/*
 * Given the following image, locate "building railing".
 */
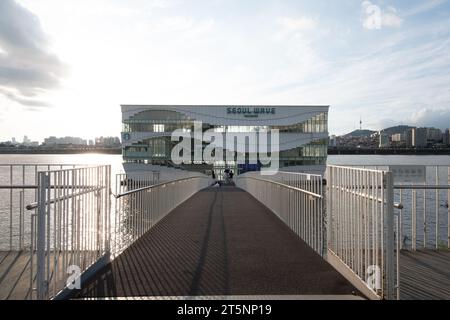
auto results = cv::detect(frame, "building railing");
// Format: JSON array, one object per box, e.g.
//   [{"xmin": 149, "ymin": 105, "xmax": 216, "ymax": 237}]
[
  {"xmin": 326, "ymin": 165, "xmax": 397, "ymax": 300},
  {"xmin": 0, "ymin": 164, "xmax": 88, "ymax": 251},
  {"xmin": 236, "ymin": 171, "xmax": 324, "ymax": 256},
  {"xmin": 112, "ymin": 175, "xmax": 212, "ymax": 256}
]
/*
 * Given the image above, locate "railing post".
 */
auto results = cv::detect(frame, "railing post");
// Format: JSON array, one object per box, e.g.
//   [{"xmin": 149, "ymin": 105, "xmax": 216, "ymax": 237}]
[
  {"xmin": 326, "ymin": 167, "xmax": 333, "ymax": 257},
  {"xmin": 385, "ymin": 171, "xmax": 395, "ymax": 300},
  {"xmin": 36, "ymin": 172, "xmax": 49, "ymax": 300},
  {"xmin": 19, "ymin": 190, "xmax": 24, "ymax": 250}
]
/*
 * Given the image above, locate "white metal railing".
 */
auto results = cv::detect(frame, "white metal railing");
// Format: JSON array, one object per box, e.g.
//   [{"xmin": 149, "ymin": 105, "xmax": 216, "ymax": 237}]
[
  {"xmin": 115, "ymin": 171, "xmax": 160, "ymax": 195},
  {"xmin": 333, "ymin": 165, "xmax": 450, "ymax": 251},
  {"xmin": 27, "ymin": 166, "xmax": 111, "ymax": 300},
  {"xmin": 0, "ymin": 164, "xmax": 88, "ymax": 251},
  {"xmin": 112, "ymin": 175, "xmax": 212, "ymax": 256},
  {"xmin": 326, "ymin": 165, "xmax": 397, "ymax": 300},
  {"xmin": 395, "ymin": 166, "xmax": 450, "ymax": 251},
  {"xmin": 236, "ymin": 171, "xmax": 324, "ymax": 255}
]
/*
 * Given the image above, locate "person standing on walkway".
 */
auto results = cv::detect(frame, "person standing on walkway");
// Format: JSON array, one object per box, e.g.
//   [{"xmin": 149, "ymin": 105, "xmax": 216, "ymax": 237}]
[
  {"xmin": 211, "ymin": 170, "xmax": 221, "ymax": 187},
  {"xmin": 224, "ymin": 168, "xmax": 230, "ymax": 184}
]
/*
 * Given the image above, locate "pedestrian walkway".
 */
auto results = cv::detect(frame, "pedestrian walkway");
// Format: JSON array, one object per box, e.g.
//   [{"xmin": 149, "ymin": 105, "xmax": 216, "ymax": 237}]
[{"xmin": 77, "ymin": 186, "xmax": 358, "ymax": 298}]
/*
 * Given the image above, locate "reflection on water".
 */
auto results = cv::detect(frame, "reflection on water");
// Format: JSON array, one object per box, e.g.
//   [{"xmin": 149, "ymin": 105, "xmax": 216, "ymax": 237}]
[{"xmin": 0, "ymin": 154, "xmax": 123, "ymax": 250}]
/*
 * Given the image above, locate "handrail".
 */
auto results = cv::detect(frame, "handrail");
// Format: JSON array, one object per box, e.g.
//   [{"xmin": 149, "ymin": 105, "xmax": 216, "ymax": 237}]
[
  {"xmin": 0, "ymin": 184, "xmax": 99, "ymax": 189},
  {"xmin": 263, "ymin": 170, "xmax": 323, "ymax": 178},
  {"xmin": 26, "ymin": 186, "xmax": 106, "ymax": 210},
  {"xmin": 327, "ymin": 165, "xmax": 389, "ymax": 174},
  {"xmin": 329, "ymin": 185, "xmax": 403, "ymax": 209},
  {"xmin": 115, "ymin": 175, "xmax": 210, "ymax": 199},
  {"xmin": 394, "ymin": 185, "xmax": 450, "ymax": 190},
  {"xmin": 237, "ymin": 175, "xmax": 322, "ymax": 198}
]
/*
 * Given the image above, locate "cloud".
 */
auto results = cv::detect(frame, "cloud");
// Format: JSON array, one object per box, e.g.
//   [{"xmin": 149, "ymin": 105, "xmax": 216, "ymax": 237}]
[
  {"xmin": 403, "ymin": 0, "xmax": 449, "ymax": 17},
  {"xmin": 0, "ymin": 88, "xmax": 50, "ymax": 107},
  {"xmin": 277, "ymin": 17, "xmax": 317, "ymax": 34},
  {"xmin": 408, "ymin": 108, "xmax": 450, "ymax": 130},
  {"xmin": 266, "ymin": 14, "xmax": 450, "ymax": 135},
  {"xmin": 0, "ymin": 0, "xmax": 66, "ymax": 107},
  {"xmin": 361, "ymin": 1, "xmax": 403, "ymax": 30}
]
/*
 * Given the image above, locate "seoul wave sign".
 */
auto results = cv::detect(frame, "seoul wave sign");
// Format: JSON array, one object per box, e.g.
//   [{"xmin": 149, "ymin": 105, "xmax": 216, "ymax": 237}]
[{"xmin": 227, "ymin": 107, "xmax": 276, "ymax": 118}]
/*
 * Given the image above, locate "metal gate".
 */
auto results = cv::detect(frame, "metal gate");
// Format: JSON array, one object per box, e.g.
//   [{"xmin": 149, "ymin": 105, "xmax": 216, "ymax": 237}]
[
  {"xmin": 326, "ymin": 165, "xmax": 397, "ymax": 300},
  {"xmin": 29, "ymin": 166, "xmax": 111, "ymax": 299}
]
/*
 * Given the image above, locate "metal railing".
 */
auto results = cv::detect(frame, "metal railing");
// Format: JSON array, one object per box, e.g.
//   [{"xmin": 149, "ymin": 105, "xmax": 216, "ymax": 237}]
[
  {"xmin": 395, "ymin": 166, "xmax": 450, "ymax": 251},
  {"xmin": 115, "ymin": 172, "xmax": 160, "ymax": 196},
  {"xmin": 0, "ymin": 164, "xmax": 87, "ymax": 251},
  {"xmin": 28, "ymin": 166, "xmax": 111, "ymax": 300},
  {"xmin": 326, "ymin": 165, "xmax": 397, "ymax": 300},
  {"xmin": 112, "ymin": 175, "xmax": 212, "ymax": 255},
  {"xmin": 236, "ymin": 171, "xmax": 324, "ymax": 256},
  {"xmin": 333, "ymin": 165, "xmax": 450, "ymax": 251}
]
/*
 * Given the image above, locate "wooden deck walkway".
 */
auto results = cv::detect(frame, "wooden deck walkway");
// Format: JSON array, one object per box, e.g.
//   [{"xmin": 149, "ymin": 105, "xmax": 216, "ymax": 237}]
[
  {"xmin": 0, "ymin": 251, "xmax": 34, "ymax": 300},
  {"xmin": 77, "ymin": 186, "xmax": 358, "ymax": 299},
  {"xmin": 400, "ymin": 250, "xmax": 450, "ymax": 300},
  {"xmin": 0, "ymin": 250, "xmax": 101, "ymax": 300}
]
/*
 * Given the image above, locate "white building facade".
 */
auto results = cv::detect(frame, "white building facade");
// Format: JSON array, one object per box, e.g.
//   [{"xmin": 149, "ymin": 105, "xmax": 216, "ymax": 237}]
[{"xmin": 121, "ymin": 105, "xmax": 329, "ymax": 173}]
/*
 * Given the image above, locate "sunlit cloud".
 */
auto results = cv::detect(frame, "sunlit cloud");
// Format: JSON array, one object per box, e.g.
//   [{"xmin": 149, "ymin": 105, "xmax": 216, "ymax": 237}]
[
  {"xmin": 277, "ymin": 17, "xmax": 317, "ymax": 34},
  {"xmin": 1, "ymin": 0, "xmax": 450, "ymax": 141},
  {"xmin": 0, "ymin": 0, "xmax": 67, "ymax": 107}
]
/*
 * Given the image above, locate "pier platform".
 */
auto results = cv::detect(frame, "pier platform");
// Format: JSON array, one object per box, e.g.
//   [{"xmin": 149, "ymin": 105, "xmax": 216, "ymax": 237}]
[
  {"xmin": 400, "ymin": 249, "xmax": 450, "ymax": 300},
  {"xmin": 77, "ymin": 187, "xmax": 358, "ymax": 299}
]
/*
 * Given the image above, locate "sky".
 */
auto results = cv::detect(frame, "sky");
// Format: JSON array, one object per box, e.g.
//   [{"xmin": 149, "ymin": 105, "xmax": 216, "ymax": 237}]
[{"xmin": 1, "ymin": 0, "xmax": 450, "ymax": 142}]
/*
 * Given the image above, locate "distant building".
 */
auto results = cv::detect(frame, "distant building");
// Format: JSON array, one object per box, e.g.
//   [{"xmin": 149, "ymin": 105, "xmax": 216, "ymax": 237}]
[
  {"xmin": 426, "ymin": 128, "xmax": 442, "ymax": 143},
  {"xmin": 44, "ymin": 136, "xmax": 87, "ymax": 146},
  {"xmin": 412, "ymin": 128, "xmax": 427, "ymax": 148},
  {"xmin": 444, "ymin": 129, "xmax": 450, "ymax": 146},
  {"xmin": 21, "ymin": 135, "xmax": 39, "ymax": 147},
  {"xmin": 391, "ymin": 133, "xmax": 404, "ymax": 143},
  {"xmin": 390, "ymin": 133, "xmax": 406, "ymax": 147},
  {"xmin": 379, "ymin": 132, "xmax": 390, "ymax": 148},
  {"xmin": 405, "ymin": 129, "xmax": 414, "ymax": 147},
  {"xmin": 329, "ymin": 135, "xmax": 338, "ymax": 147},
  {"xmin": 95, "ymin": 136, "xmax": 121, "ymax": 147}
]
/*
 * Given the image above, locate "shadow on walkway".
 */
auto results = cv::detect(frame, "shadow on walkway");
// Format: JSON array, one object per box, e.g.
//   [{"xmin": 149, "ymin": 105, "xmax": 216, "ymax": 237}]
[{"xmin": 77, "ymin": 187, "xmax": 356, "ymax": 298}]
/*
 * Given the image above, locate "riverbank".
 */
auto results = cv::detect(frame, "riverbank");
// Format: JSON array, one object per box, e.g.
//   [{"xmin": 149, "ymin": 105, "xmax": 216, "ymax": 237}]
[
  {"xmin": 328, "ymin": 148, "xmax": 450, "ymax": 155},
  {"xmin": 0, "ymin": 148, "xmax": 121, "ymax": 154},
  {"xmin": 1, "ymin": 147, "xmax": 449, "ymax": 156}
]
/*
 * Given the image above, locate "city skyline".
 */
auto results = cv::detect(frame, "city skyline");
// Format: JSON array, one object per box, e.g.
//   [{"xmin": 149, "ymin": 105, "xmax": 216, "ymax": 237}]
[
  {"xmin": 3, "ymin": 121, "xmax": 449, "ymax": 146},
  {"xmin": 1, "ymin": 134, "xmax": 121, "ymax": 145},
  {"xmin": 1, "ymin": 0, "xmax": 450, "ymax": 141}
]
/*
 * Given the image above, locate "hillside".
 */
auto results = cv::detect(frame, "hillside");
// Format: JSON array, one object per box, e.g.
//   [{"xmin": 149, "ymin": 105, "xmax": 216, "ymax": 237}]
[
  {"xmin": 381, "ymin": 125, "xmax": 415, "ymax": 136},
  {"xmin": 344, "ymin": 129, "xmax": 377, "ymax": 138}
]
